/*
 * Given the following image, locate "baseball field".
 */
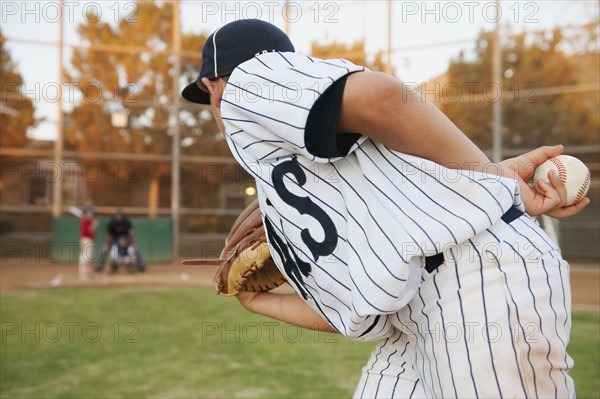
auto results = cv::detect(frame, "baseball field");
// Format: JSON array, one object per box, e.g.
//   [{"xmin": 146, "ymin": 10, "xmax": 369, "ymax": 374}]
[
  {"xmin": 2, "ymin": 1, "xmax": 598, "ymax": 398},
  {"xmin": 1, "ymin": 262, "xmax": 598, "ymax": 398}
]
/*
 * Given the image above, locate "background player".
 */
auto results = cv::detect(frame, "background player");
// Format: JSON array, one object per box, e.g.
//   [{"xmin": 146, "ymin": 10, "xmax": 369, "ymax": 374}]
[
  {"xmin": 108, "ymin": 235, "xmax": 139, "ymax": 274},
  {"xmin": 78, "ymin": 204, "xmax": 97, "ymax": 281},
  {"xmin": 182, "ymin": 19, "xmax": 589, "ymax": 398},
  {"xmin": 96, "ymin": 209, "xmax": 146, "ymax": 273}
]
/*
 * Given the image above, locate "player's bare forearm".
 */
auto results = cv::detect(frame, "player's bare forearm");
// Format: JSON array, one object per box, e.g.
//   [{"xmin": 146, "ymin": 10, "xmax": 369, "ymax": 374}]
[{"xmin": 236, "ymin": 291, "xmax": 337, "ymax": 333}]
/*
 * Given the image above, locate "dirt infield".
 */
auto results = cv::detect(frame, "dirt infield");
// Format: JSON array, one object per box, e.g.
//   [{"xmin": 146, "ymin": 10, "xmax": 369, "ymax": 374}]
[
  {"xmin": 0, "ymin": 261, "xmax": 218, "ymax": 291},
  {"xmin": 1, "ymin": 260, "xmax": 597, "ymax": 309}
]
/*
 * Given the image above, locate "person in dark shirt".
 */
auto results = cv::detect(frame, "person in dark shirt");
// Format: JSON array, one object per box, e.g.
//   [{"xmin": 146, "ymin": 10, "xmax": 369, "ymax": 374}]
[
  {"xmin": 96, "ymin": 209, "xmax": 146, "ymax": 272},
  {"xmin": 107, "ymin": 209, "xmax": 133, "ymax": 239}
]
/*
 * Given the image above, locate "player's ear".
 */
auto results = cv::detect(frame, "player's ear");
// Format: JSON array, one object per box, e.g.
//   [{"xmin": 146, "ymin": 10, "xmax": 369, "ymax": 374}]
[{"xmin": 201, "ymin": 77, "xmax": 223, "ymax": 108}]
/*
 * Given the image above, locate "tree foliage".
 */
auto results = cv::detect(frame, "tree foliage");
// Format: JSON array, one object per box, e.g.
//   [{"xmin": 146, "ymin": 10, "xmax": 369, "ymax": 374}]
[
  {"xmin": 311, "ymin": 39, "xmax": 389, "ymax": 73},
  {"xmin": 437, "ymin": 23, "xmax": 599, "ymax": 150},
  {"xmin": 0, "ymin": 32, "xmax": 36, "ymax": 148},
  {"xmin": 64, "ymin": 1, "xmax": 224, "ymax": 159},
  {"xmin": 64, "ymin": 5, "xmax": 402, "ymax": 208},
  {"xmin": 63, "ymin": 1, "xmax": 237, "ymax": 208}
]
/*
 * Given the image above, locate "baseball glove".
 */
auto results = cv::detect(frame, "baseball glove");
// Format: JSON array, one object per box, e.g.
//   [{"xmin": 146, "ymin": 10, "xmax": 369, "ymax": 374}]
[{"xmin": 182, "ymin": 200, "xmax": 286, "ymax": 296}]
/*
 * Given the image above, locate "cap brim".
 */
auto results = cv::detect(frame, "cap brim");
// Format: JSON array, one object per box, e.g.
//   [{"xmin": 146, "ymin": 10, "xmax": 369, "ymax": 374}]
[{"xmin": 182, "ymin": 82, "xmax": 211, "ymax": 105}]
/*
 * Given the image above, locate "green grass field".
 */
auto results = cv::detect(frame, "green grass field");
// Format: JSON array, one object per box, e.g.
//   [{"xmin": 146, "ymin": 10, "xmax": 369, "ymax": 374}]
[{"xmin": 1, "ymin": 287, "xmax": 598, "ymax": 398}]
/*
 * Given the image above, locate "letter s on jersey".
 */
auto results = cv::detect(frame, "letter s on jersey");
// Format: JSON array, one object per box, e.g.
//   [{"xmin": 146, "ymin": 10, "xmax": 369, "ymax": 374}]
[{"xmin": 271, "ymin": 158, "xmax": 338, "ymax": 261}]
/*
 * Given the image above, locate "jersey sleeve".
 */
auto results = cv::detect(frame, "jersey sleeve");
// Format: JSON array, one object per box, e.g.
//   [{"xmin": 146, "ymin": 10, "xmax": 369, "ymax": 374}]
[
  {"xmin": 304, "ymin": 75, "xmax": 363, "ymax": 158},
  {"xmin": 220, "ymin": 53, "xmax": 367, "ymax": 164}
]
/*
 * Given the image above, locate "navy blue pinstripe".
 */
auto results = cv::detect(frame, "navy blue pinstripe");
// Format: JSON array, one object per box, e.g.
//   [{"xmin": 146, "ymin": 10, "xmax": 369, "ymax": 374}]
[
  {"xmin": 470, "ymin": 238, "xmax": 502, "ymax": 397},
  {"xmin": 253, "ymin": 56, "xmax": 273, "ymax": 70},
  {"xmin": 258, "ymin": 148, "xmax": 285, "ymax": 161},
  {"xmin": 222, "ymin": 98, "xmax": 306, "ymax": 132},
  {"xmin": 333, "ymin": 163, "xmax": 411, "ymax": 268},
  {"xmin": 504, "ymin": 240, "xmax": 559, "ymax": 395},
  {"xmin": 432, "ymin": 273, "xmax": 459, "ymax": 398},
  {"xmin": 388, "ymin": 149, "xmax": 494, "ymax": 225},
  {"xmin": 416, "ymin": 290, "xmax": 444, "ymax": 397},
  {"xmin": 358, "ymin": 145, "xmax": 460, "ymax": 246},
  {"xmin": 408, "ymin": 379, "xmax": 420, "ymax": 398},
  {"xmin": 226, "ymin": 81, "xmax": 312, "ymax": 111},
  {"xmin": 359, "ymin": 340, "xmax": 386, "ymax": 398},
  {"xmin": 556, "ymin": 259, "xmax": 573, "ymax": 387},
  {"xmin": 221, "ymin": 117, "xmax": 258, "ymax": 124},
  {"xmin": 242, "ymin": 139, "xmax": 285, "ymax": 150},
  {"xmin": 513, "ymin": 218, "xmax": 557, "ymax": 251},
  {"xmin": 399, "ymin": 305, "xmax": 437, "ymax": 396},
  {"xmin": 276, "ymin": 51, "xmax": 294, "ymax": 66},
  {"xmin": 236, "ymin": 66, "xmax": 322, "ymax": 96},
  {"xmin": 374, "ymin": 333, "xmax": 403, "ymax": 397},
  {"xmin": 486, "ymin": 251, "xmax": 529, "ymax": 397},
  {"xmin": 541, "ymin": 258, "xmax": 568, "ymax": 395},
  {"xmin": 453, "ymin": 256, "xmax": 479, "ymax": 398},
  {"xmin": 372, "ymin": 143, "xmax": 477, "ymax": 236},
  {"xmin": 485, "ymin": 236, "xmax": 539, "ymax": 397}
]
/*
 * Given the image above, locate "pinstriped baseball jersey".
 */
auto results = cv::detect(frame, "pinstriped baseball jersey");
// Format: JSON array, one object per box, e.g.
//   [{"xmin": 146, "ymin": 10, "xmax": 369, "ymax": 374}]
[{"xmin": 220, "ymin": 52, "xmax": 524, "ymax": 341}]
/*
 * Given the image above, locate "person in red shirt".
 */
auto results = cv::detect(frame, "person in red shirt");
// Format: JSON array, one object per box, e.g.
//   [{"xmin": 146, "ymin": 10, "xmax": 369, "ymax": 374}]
[{"xmin": 79, "ymin": 205, "xmax": 97, "ymax": 281}]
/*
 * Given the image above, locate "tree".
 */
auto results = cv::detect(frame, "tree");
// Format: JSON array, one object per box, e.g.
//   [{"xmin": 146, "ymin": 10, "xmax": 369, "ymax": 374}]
[
  {"xmin": 436, "ymin": 24, "xmax": 599, "ymax": 150},
  {"xmin": 63, "ymin": 1, "xmax": 232, "ymax": 209},
  {"xmin": 311, "ymin": 39, "xmax": 388, "ymax": 73},
  {"xmin": 0, "ymin": 32, "xmax": 36, "ymax": 148},
  {"xmin": 64, "ymin": 1, "xmax": 223, "ymax": 157}
]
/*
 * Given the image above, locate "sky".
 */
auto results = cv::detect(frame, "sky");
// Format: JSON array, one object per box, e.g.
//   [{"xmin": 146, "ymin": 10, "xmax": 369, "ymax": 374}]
[{"xmin": 1, "ymin": 0, "xmax": 598, "ymax": 141}]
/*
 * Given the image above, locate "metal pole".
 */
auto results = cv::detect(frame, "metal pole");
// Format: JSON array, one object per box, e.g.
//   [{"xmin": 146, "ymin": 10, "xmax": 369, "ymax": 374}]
[
  {"xmin": 386, "ymin": 0, "xmax": 393, "ymax": 74},
  {"xmin": 171, "ymin": 0, "xmax": 181, "ymax": 261},
  {"xmin": 52, "ymin": 0, "xmax": 64, "ymax": 216},
  {"xmin": 284, "ymin": 0, "xmax": 290, "ymax": 35},
  {"xmin": 491, "ymin": 0, "xmax": 502, "ymax": 162}
]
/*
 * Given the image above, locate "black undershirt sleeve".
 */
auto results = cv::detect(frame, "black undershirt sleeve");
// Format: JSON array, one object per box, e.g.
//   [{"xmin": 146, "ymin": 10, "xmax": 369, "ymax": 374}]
[{"xmin": 305, "ymin": 74, "xmax": 362, "ymax": 158}]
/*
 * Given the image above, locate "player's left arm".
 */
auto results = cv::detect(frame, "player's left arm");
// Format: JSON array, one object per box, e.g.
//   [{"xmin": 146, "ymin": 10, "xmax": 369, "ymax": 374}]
[
  {"xmin": 236, "ymin": 291, "xmax": 337, "ymax": 333},
  {"xmin": 338, "ymin": 71, "xmax": 588, "ymax": 217}
]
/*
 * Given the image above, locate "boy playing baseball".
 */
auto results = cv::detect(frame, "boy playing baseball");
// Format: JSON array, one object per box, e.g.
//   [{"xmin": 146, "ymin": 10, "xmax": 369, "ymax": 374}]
[{"xmin": 183, "ymin": 19, "xmax": 588, "ymax": 398}]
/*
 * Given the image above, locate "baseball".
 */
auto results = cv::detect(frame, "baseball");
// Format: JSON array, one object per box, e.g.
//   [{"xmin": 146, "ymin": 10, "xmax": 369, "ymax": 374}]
[{"xmin": 533, "ymin": 155, "xmax": 591, "ymax": 206}]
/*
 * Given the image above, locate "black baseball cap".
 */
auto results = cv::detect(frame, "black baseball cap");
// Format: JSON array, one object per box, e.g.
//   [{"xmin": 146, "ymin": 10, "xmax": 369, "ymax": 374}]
[{"xmin": 181, "ymin": 19, "xmax": 295, "ymax": 105}]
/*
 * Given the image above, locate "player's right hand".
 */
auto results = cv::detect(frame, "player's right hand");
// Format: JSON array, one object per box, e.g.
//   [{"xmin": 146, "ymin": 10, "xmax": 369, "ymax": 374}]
[{"xmin": 501, "ymin": 145, "xmax": 590, "ymax": 218}]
